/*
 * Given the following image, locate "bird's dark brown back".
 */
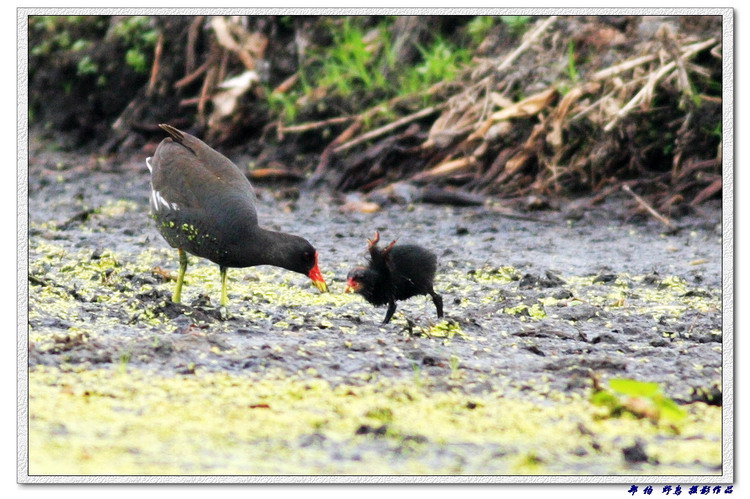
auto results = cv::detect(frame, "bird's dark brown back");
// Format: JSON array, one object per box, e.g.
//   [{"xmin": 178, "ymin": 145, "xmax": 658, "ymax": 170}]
[{"xmin": 151, "ymin": 126, "xmax": 258, "ymax": 226}]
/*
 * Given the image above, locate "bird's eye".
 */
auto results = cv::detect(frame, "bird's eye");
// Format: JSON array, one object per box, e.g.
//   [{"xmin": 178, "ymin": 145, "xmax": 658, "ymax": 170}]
[{"xmin": 302, "ymin": 251, "xmax": 312, "ymax": 261}]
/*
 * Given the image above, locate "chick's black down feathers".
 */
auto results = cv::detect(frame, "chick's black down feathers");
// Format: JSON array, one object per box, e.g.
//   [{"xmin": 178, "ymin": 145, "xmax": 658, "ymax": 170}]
[{"xmin": 347, "ymin": 232, "xmax": 443, "ymax": 324}]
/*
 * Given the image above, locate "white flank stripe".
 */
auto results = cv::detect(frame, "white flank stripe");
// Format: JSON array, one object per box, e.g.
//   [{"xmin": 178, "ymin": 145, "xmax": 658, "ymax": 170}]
[
  {"xmin": 150, "ymin": 189, "xmax": 178, "ymax": 213},
  {"xmin": 146, "ymin": 157, "xmax": 152, "ymax": 173},
  {"xmin": 154, "ymin": 190, "xmax": 173, "ymax": 211}
]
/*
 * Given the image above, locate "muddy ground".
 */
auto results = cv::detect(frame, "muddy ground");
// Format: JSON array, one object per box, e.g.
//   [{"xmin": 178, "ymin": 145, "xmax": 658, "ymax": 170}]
[{"xmin": 26, "ymin": 144, "xmax": 723, "ymax": 477}]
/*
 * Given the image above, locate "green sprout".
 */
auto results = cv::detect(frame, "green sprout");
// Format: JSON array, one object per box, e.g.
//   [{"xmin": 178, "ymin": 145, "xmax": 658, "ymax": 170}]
[
  {"xmin": 591, "ymin": 377, "xmax": 687, "ymax": 424},
  {"xmin": 467, "ymin": 16, "xmax": 496, "ymax": 45},
  {"xmin": 567, "ymin": 40, "xmax": 580, "ymax": 83},
  {"xmin": 501, "ymin": 16, "xmax": 532, "ymax": 36}
]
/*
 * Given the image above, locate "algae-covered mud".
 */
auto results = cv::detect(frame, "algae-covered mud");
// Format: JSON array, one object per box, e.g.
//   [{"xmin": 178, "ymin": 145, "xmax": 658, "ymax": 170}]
[{"xmin": 26, "ymin": 149, "xmax": 723, "ymax": 476}]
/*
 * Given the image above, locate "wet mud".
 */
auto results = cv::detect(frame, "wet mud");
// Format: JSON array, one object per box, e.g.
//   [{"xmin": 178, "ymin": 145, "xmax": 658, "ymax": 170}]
[{"xmin": 26, "ymin": 148, "xmax": 723, "ymax": 475}]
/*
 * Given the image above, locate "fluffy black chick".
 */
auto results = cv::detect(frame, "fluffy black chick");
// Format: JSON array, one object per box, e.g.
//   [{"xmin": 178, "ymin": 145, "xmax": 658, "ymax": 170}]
[{"xmin": 345, "ymin": 232, "xmax": 443, "ymax": 324}]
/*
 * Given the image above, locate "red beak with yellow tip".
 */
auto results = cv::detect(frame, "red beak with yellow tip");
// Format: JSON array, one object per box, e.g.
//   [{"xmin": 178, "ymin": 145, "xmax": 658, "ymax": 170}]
[
  {"xmin": 308, "ymin": 251, "xmax": 328, "ymax": 293},
  {"xmin": 344, "ymin": 277, "xmax": 360, "ymax": 294}
]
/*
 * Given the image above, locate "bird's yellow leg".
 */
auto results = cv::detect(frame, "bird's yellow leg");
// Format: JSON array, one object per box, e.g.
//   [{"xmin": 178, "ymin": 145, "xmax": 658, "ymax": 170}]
[
  {"xmin": 173, "ymin": 248, "xmax": 188, "ymax": 303},
  {"xmin": 220, "ymin": 266, "xmax": 229, "ymax": 307}
]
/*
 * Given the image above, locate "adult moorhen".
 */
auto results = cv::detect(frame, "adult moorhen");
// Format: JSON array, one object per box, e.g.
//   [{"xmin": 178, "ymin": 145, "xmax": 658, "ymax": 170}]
[
  {"xmin": 345, "ymin": 232, "xmax": 443, "ymax": 324},
  {"xmin": 147, "ymin": 124, "xmax": 328, "ymax": 309}
]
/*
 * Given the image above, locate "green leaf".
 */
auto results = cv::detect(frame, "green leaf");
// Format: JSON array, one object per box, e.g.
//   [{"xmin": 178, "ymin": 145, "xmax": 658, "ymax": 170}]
[
  {"xmin": 591, "ymin": 390, "xmax": 619, "ymax": 408},
  {"xmin": 609, "ymin": 378, "xmax": 661, "ymax": 398},
  {"xmin": 76, "ymin": 55, "xmax": 98, "ymax": 76},
  {"xmin": 655, "ymin": 396, "xmax": 688, "ymax": 422},
  {"xmin": 125, "ymin": 48, "xmax": 147, "ymax": 73}
]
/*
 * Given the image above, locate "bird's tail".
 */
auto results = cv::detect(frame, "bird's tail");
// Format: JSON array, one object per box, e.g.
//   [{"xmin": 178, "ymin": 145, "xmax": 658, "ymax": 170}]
[
  {"xmin": 158, "ymin": 123, "xmax": 195, "ymax": 154},
  {"xmin": 158, "ymin": 123, "xmax": 184, "ymax": 143}
]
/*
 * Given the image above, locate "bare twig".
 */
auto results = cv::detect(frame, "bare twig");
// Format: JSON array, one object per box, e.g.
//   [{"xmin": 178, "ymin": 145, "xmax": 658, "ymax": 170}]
[
  {"xmin": 197, "ymin": 66, "xmax": 217, "ymax": 125},
  {"xmin": 147, "ymin": 31, "xmax": 164, "ymax": 97},
  {"xmin": 675, "ymin": 158, "xmax": 720, "ymax": 180},
  {"xmin": 185, "ymin": 16, "xmax": 205, "ymax": 75},
  {"xmin": 334, "ymin": 105, "xmax": 443, "ymax": 154},
  {"xmin": 622, "ymin": 184, "xmax": 676, "ymax": 230},
  {"xmin": 278, "ymin": 116, "xmax": 353, "ymax": 135},
  {"xmin": 569, "ymin": 89, "xmax": 614, "ymax": 123},
  {"xmin": 587, "ymin": 180, "xmax": 635, "ymax": 205},
  {"xmin": 658, "ymin": 24, "xmax": 694, "ymax": 103},
  {"xmin": 690, "ymin": 178, "xmax": 722, "ymax": 206},
  {"xmin": 179, "ymin": 96, "xmax": 201, "ymax": 107},
  {"xmin": 604, "ymin": 64, "xmax": 674, "ymax": 132},
  {"xmin": 411, "ymin": 156, "xmax": 477, "ymax": 182},
  {"xmin": 247, "ymin": 168, "xmax": 304, "ymax": 181},
  {"xmin": 273, "ymin": 73, "xmax": 300, "ymax": 94},
  {"xmin": 592, "ymin": 54, "xmax": 658, "ymax": 81},
  {"xmin": 174, "ymin": 59, "xmax": 211, "ymax": 89},
  {"xmin": 594, "ymin": 37, "xmax": 716, "ymax": 82},
  {"xmin": 312, "ymin": 119, "xmax": 363, "ymax": 178},
  {"xmin": 473, "ymin": 147, "xmax": 521, "ymax": 192},
  {"xmin": 217, "ymin": 48, "xmax": 230, "ymax": 85},
  {"xmin": 465, "ymin": 87, "xmax": 557, "ymax": 145},
  {"xmin": 497, "ymin": 16, "xmax": 558, "ymax": 72},
  {"xmin": 603, "ymin": 37, "xmax": 717, "ymax": 132}
]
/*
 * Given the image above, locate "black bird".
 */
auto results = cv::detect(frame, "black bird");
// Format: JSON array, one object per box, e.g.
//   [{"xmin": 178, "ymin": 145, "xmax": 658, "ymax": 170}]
[
  {"xmin": 147, "ymin": 124, "xmax": 328, "ymax": 308},
  {"xmin": 345, "ymin": 232, "xmax": 443, "ymax": 324}
]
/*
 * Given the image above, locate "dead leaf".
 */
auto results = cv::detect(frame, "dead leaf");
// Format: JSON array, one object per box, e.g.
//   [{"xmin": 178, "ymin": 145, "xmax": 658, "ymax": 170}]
[
  {"xmin": 582, "ymin": 26, "xmax": 627, "ymax": 49},
  {"xmin": 425, "ymin": 98, "xmax": 482, "ymax": 149},
  {"xmin": 488, "ymin": 87, "xmax": 558, "ymax": 122},
  {"xmin": 467, "ymin": 87, "xmax": 558, "ymax": 142},
  {"xmin": 411, "ymin": 157, "xmax": 476, "ymax": 182},
  {"xmin": 547, "ymin": 82, "xmax": 601, "ymax": 148},
  {"xmin": 340, "ymin": 200, "xmax": 381, "ymax": 214},
  {"xmin": 209, "ymin": 71, "xmax": 259, "ymax": 126},
  {"xmin": 489, "ymin": 92, "xmax": 514, "ymax": 109},
  {"xmin": 151, "ymin": 266, "xmax": 176, "ymax": 282},
  {"xmin": 211, "ymin": 16, "xmax": 267, "ymax": 70}
]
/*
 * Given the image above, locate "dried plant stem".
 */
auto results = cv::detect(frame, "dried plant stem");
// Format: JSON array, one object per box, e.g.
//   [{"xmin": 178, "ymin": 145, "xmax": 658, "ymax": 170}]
[
  {"xmin": 211, "ymin": 16, "xmax": 256, "ymax": 70},
  {"xmin": 334, "ymin": 105, "xmax": 443, "ymax": 154},
  {"xmin": 497, "ymin": 16, "xmax": 558, "ymax": 72},
  {"xmin": 278, "ymin": 116, "xmax": 354, "ymax": 136},
  {"xmin": 312, "ymin": 119, "xmax": 364, "ymax": 178},
  {"xmin": 147, "ymin": 32, "xmax": 164, "ymax": 97},
  {"xmin": 185, "ymin": 16, "xmax": 205, "ymax": 75},
  {"xmin": 691, "ymin": 178, "xmax": 722, "ymax": 206},
  {"xmin": 411, "ymin": 156, "xmax": 476, "ymax": 182},
  {"xmin": 592, "ymin": 54, "xmax": 658, "ymax": 81},
  {"xmin": 197, "ymin": 66, "xmax": 217, "ymax": 125},
  {"xmin": 622, "ymin": 184, "xmax": 675, "ymax": 230},
  {"xmin": 604, "ymin": 37, "xmax": 717, "ymax": 132},
  {"xmin": 273, "ymin": 73, "xmax": 300, "ymax": 94},
  {"xmin": 174, "ymin": 59, "xmax": 211, "ymax": 89}
]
